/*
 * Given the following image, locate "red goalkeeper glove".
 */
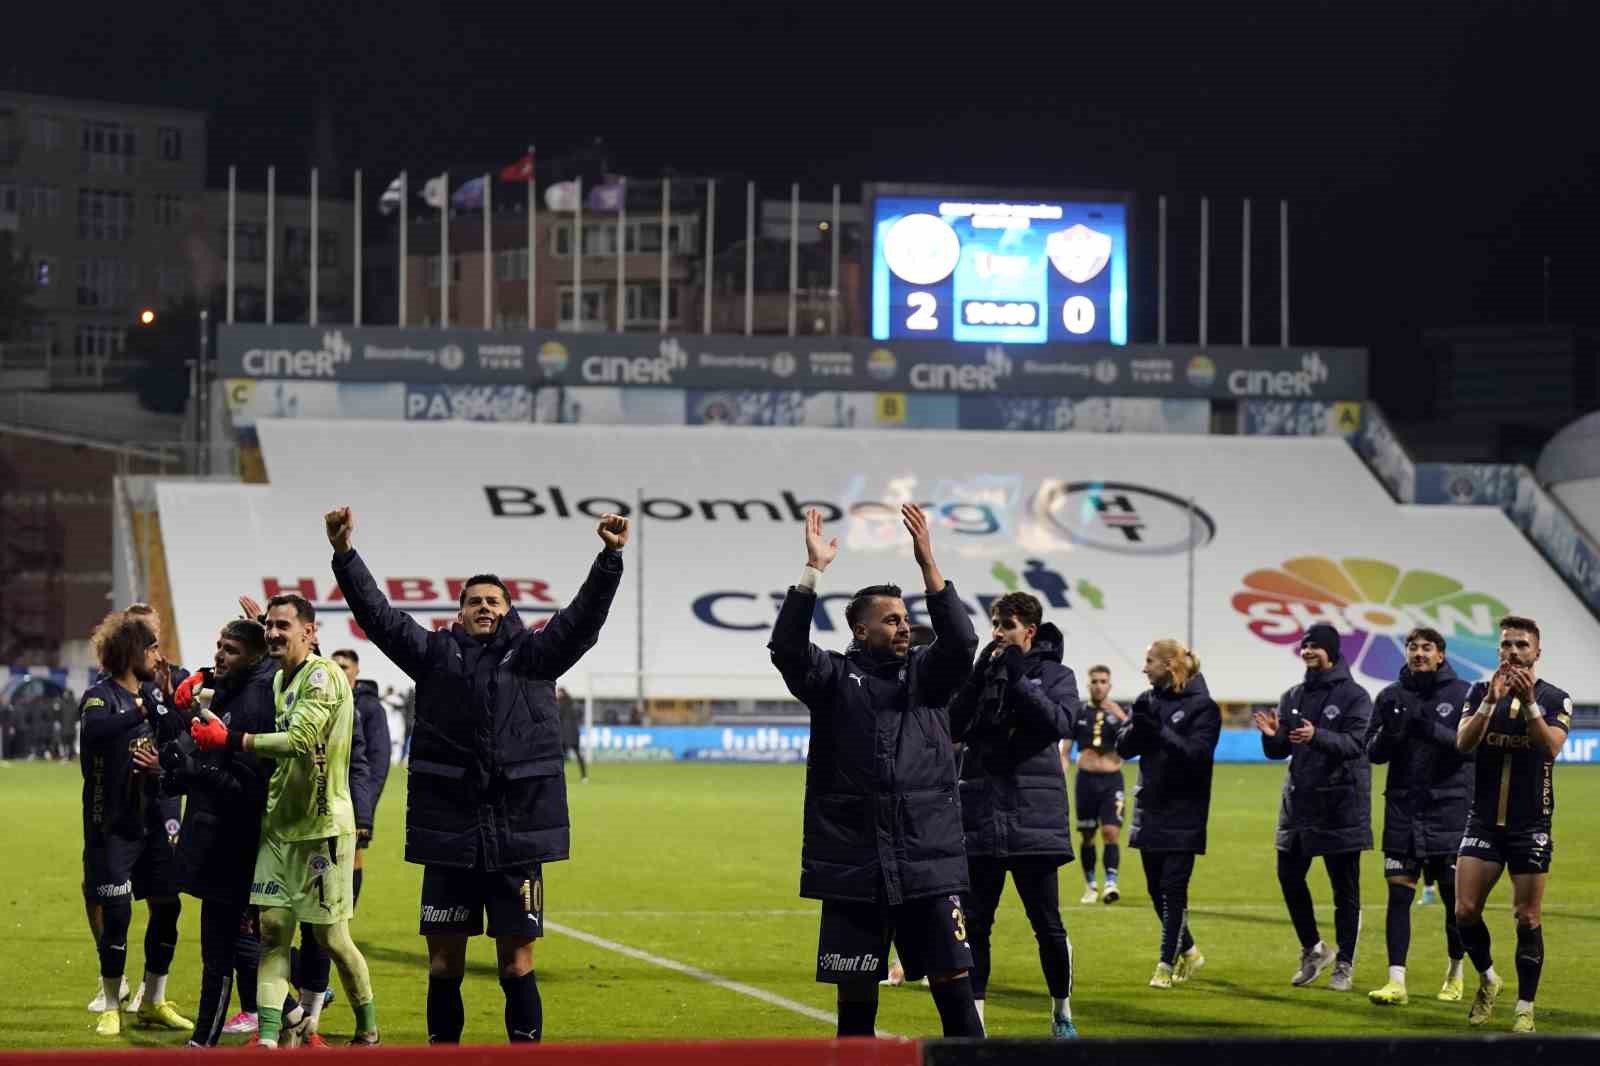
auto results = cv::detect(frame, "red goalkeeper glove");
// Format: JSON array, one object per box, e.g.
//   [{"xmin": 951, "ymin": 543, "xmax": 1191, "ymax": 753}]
[
  {"xmin": 190, "ymin": 713, "xmax": 239, "ymax": 752},
  {"xmin": 174, "ymin": 669, "xmax": 212, "ymax": 711}
]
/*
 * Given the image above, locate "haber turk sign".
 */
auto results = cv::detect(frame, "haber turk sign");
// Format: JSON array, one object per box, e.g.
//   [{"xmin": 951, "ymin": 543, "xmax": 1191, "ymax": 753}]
[{"xmin": 154, "ymin": 424, "xmax": 1600, "ymax": 702}]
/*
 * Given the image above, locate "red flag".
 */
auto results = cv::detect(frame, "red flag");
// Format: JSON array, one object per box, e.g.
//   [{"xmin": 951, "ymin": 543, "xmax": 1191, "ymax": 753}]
[{"xmin": 499, "ymin": 151, "xmax": 535, "ymax": 183}]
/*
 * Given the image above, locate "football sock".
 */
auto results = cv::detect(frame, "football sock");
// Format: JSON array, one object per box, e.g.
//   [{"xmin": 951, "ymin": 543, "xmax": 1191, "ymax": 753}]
[
  {"xmin": 1386, "ymin": 881, "xmax": 1415, "ymax": 966},
  {"xmin": 930, "ymin": 975, "xmax": 984, "ymax": 1038},
  {"xmin": 426, "ymin": 976, "xmax": 464, "ymax": 1044},
  {"xmin": 1515, "ymin": 923, "xmax": 1543, "ymax": 1003},
  {"xmin": 1082, "ymin": 844, "xmax": 1096, "ymax": 883},
  {"xmin": 1104, "ymin": 844, "xmax": 1120, "ymax": 882},
  {"xmin": 1457, "ymin": 917, "xmax": 1494, "ymax": 975},
  {"xmin": 501, "ymin": 971, "xmax": 542, "ymax": 1042}
]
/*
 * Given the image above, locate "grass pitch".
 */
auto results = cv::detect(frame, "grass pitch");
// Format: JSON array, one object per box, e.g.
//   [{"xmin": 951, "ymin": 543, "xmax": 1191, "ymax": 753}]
[{"xmin": 2, "ymin": 757, "xmax": 1597, "ymax": 1047}]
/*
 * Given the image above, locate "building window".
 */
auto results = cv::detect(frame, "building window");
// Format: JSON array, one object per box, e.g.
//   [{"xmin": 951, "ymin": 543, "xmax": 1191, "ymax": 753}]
[
  {"xmin": 558, "ymin": 284, "xmax": 607, "ymax": 327},
  {"xmin": 76, "ymin": 258, "xmax": 136, "ymax": 308},
  {"xmin": 553, "ymin": 223, "xmax": 571, "ymax": 257},
  {"xmin": 424, "ymin": 255, "xmax": 462, "ymax": 287},
  {"xmin": 30, "ymin": 116, "xmax": 63, "ymax": 150},
  {"xmin": 26, "ymin": 184, "xmax": 62, "ymax": 219},
  {"xmin": 237, "ymin": 222, "xmax": 265, "ymax": 262},
  {"xmin": 32, "ymin": 256, "xmax": 54, "ymax": 287},
  {"xmin": 75, "ymin": 325, "xmax": 126, "ymax": 358},
  {"xmin": 496, "ymin": 248, "xmax": 528, "ymax": 281},
  {"xmin": 77, "ymin": 187, "xmax": 136, "ymax": 240},
  {"xmin": 624, "ymin": 283, "xmax": 680, "ymax": 325},
  {"xmin": 80, "ymin": 120, "xmax": 138, "ymax": 175},
  {"xmin": 158, "ymin": 126, "xmax": 182, "ymax": 161},
  {"xmin": 153, "ymin": 193, "xmax": 184, "ymax": 229},
  {"xmin": 318, "ymin": 230, "xmax": 338, "ymax": 267},
  {"xmin": 284, "ymin": 226, "xmax": 310, "ymax": 266}
]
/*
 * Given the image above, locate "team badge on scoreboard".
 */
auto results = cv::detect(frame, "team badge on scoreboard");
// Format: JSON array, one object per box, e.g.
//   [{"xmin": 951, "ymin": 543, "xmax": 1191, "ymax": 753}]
[{"xmin": 1046, "ymin": 224, "xmax": 1113, "ymax": 284}]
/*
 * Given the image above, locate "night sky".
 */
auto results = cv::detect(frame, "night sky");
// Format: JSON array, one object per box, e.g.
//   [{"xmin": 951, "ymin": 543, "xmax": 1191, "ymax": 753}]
[{"xmin": 10, "ymin": 0, "xmax": 1596, "ymax": 391}]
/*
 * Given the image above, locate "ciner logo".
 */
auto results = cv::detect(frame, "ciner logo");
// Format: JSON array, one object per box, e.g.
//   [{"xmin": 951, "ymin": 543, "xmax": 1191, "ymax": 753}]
[
  {"xmin": 1228, "ymin": 352, "xmax": 1329, "ymax": 397},
  {"xmin": 908, "ymin": 347, "xmax": 1013, "ymax": 392},
  {"xmin": 241, "ymin": 330, "xmax": 353, "ymax": 378},
  {"xmin": 1233, "ymin": 556, "xmax": 1506, "ymax": 688},
  {"xmin": 582, "ymin": 338, "xmax": 689, "ymax": 384}
]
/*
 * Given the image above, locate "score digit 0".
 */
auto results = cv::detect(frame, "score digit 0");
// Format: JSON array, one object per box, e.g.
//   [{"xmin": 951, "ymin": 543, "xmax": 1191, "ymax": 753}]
[{"xmin": 1061, "ymin": 296, "xmax": 1096, "ymax": 335}]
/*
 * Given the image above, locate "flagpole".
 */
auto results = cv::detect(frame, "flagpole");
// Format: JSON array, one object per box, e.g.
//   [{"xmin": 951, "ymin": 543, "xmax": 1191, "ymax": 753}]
[
  {"xmin": 659, "ymin": 176, "xmax": 670, "ymax": 333},
  {"xmin": 744, "ymin": 180, "xmax": 754, "ymax": 336},
  {"xmin": 574, "ymin": 176, "xmax": 583, "ymax": 331},
  {"xmin": 441, "ymin": 170, "xmax": 450, "ymax": 328},
  {"xmin": 1198, "ymin": 195, "xmax": 1209, "ymax": 347},
  {"xmin": 1280, "ymin": 199, "xmax": 1290, "ymax": 346},
  {"xmin": 787, "ymin": 182, "xmax": 798, "ymax": 337},
  {"xmin": 1157, "ymin": 194, "xmax": 1167, "ymax": 346},
  {"xmin": 399, "ymin": 171, "xmax": 408, "ymax": 327},
  {"xmin": 703, "ymin": 178, "xmax": 715, "ymax": 334},
  {"xmin": 537, "ymin": 147, "xmax": 544, "ymax": 326},
  {"xmin": 265, "ymin": 166, "xmax": 276, "ymax": 324},
  {"xmin": 353, "ymin": 169, "xmax": 362, "ymax": 326},
  {"xmin": 616, "ymin": 178, "xmax": 627, "ymax": 331},
  {"xmin": 310, "ymin": 167, "xmax": 319, "ymax": 326},
  {"xmin": 226, "ymin": 165, "xmax": 235, "ymax": 324},
  {"xmin": 1241, "ymin": 197, "xmax": 1251, "ymax": 347},
  {"xmin": 829, "ymin": 183, "xmax": 840, "ymax": 334},
  {"xmin": 483, "ymin": 173, "xmax": 493, "ymax": 328}
]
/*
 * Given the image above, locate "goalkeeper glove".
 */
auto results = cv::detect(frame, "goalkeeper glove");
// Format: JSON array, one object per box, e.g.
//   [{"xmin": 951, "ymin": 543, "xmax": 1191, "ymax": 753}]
[{"xmin": 190, "ymin": 713, "xmax": 240, "ymax": 752}]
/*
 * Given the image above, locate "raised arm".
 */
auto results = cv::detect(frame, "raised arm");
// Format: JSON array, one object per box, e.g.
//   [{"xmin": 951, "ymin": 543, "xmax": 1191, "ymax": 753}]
[
  {"xmin": 78, "ymin": 689, "xmax": 148, "ymax": 746},
  {"xmin": 1457, "ymin": 678, "xmax": 1498, "ymax": 754},
  {"xmin": 767, "ymin": 508, "xmax": 838, "ymax": 709},
  {"xmin": 1256, "ymin": 692, "xmax": 1292, "ymax": 760},
  {"xmin": 193, "ymin": 665, "xmax": 343, "ymax": 759},
  {"xmin": 905, "ymin": 505, "xmax": 978, "ymax": 705},
  {"xmin": 326, "ymin": 507, "xmax": 431, "ymax": 677},
  {"xmin": 514, "ymin": 515, "xmax": 628, "ymax": 680}
]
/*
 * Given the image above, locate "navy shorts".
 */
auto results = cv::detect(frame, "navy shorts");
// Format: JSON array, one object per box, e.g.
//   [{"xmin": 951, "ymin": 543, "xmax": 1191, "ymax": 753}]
[
  {"xmin": 816, "ymin": 894, "xmax": 973, "ymax": 984},
  {"xmin": 1459, "ymin": 823, "xmax": 1552, "ymax": 876},
  {"xmin": 419, "ymin": 862, "xmax": 544, "ymax": 939},
  {"xmin": 1074, "ymin": 768, "xmax": 1126, "ymax": 832},
  {"xmin": 84, "ymin": 832, "xmax": 178, "ymax": 902}
]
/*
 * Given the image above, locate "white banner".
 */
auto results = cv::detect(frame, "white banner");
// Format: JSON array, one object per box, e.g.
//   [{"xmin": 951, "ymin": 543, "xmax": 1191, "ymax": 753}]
[{"xmin": 155, "ymin": 422, "xmax": 1600, "ymax": 702}]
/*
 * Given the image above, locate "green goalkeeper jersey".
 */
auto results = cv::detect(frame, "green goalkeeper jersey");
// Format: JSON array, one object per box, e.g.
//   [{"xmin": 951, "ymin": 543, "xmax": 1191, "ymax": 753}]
[{"xmin": 256, "ymin": 652, "xmax": 356, "ymax": 841}]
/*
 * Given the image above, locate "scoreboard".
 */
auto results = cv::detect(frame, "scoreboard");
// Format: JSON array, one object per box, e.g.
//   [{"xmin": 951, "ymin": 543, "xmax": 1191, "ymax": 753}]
[{"xmin": 869, "ymin": 193, "xmax": 1128, "ymax": 345}]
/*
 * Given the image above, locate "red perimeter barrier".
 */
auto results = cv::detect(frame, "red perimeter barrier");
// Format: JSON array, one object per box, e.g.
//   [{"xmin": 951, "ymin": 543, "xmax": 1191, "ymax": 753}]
[{"xmin": 4, "ymin": 1038, "xmax": 921, "ymax": 1066}]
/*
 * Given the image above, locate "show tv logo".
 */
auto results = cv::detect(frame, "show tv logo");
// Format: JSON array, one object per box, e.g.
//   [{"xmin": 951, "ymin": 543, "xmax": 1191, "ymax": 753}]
[{"xmin": 1232, "ymin": 556, "xmax": 1508, "ymax": 684}]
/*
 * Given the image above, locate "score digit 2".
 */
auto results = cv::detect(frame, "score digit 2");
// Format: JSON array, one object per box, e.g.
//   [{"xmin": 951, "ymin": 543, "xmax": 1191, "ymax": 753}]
[{"xmin": 905, "ymin": 292, "xmax": 939, "ymax": 331}]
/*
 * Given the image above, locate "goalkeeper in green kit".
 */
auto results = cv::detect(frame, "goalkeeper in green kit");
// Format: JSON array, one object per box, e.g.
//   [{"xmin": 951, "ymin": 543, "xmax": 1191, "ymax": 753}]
[{"xmin": 192, "ymin": 594, "xmax": 378, "ymax": 1047}]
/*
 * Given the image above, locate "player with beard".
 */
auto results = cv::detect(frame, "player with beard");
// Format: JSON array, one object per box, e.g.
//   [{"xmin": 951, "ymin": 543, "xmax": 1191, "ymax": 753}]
[
  {"xmin": 191, "ymin": 595, "xmax": 378, "ymax": 1047},
  {"xmin": 1453, "ymin": 616, "xmax": 1572, "ymax": 1033},
  {"xmin": 1065, "ymin": 665, "xmax": 1127, "ymax": 904},
  {"xmin": 1364, "ymin": 627, "xmax": 1474, "ymax": 1008},
  {"xmin": 328, "ymin": 506, "xmax": 627, "ymax": 1044},
  {"xmin": 769, "ymin": 506, "xmax": 983, "ymax": 1038},
  {"xmin": 79, "ymin": 612, "xmax": 193, "ymax": 1036},
  {"xmin": 155, "ymin": 619, "xmax": 277, "ymax": 1046}
]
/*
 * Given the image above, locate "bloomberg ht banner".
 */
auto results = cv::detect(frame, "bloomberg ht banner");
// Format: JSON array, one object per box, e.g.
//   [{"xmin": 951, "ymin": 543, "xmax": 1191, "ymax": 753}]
[
  {"xmin": 217, "ymin": 324, "xmax": 1367, "ymax": 401},
  {"xmin": 155, "ymin": 423, "xmax": 1600, "ymax": 705}
]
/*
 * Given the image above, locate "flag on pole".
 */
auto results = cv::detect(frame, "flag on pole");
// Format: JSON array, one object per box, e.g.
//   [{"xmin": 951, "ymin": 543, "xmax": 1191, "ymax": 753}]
[
  {"xmin": 500, "ymin": 150, "xmax": 535, "ymax": 183},
  {"xmin": 544, "ymin": 180, "xmax": 580, "ymax": 212},
  {"xmin": 586, "ymin": 175, "xmax": 626, "ymax": 212},
  {"xmin": 451, "ymin": 175, "xmax": 487, "ymax": 210},
  {"xmin": 421, "ymin": 175, "xmax": 448, "ymax": 209},
  {"xmin": 377, "ymin": 174, "xmax": 404, "ymax": 215}
]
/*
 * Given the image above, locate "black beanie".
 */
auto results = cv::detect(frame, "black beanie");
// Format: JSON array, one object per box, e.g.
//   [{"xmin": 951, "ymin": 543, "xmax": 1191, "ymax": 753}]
[{"xmin": 1302, "ymin": 623, "xmax": 1341, "ymax": 663}]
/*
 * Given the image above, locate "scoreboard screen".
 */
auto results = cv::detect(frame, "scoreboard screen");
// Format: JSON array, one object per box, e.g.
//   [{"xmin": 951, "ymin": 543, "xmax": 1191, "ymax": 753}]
[{"xmin": 869, "ymin": 195, "xmax": 1128, "ymax": 345}]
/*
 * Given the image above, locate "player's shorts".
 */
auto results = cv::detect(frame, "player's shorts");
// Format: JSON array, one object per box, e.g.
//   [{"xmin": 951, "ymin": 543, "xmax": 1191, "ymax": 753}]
[
  {"xmin": 1074, "ymin": 768, "xmax": 1126, "ymax": 832},
  {"xmin": 1458, "ymin": 823, "xmax": 1553, "ymax": 876},
  {"xmin": 815, "ymin": 894, "xmax": 974, "ymax": 985},
  {"xmin": 1382, "ymin": 852, "xmax": 1457, "ymax": 881},
  {"xmin": 419, "ymin": 863, "xmax": 544, "ymax": 939},
  {"xmin": 249, "ymin": 832, "xmax": 357, "ymax": 924},
  {"xmin": 83, "ymin": 832, "xmax": 178, "ymax": 902}
]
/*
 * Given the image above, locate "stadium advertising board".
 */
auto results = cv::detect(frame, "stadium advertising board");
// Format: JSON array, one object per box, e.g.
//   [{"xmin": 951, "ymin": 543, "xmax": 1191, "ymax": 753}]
[
  {"xmin": 156, "ymin": 423, "xmax": 1600, "ymax": 706},
  {"xmin": 217, "ymin": 324, "xmax": 1367, "ymax": 400}
]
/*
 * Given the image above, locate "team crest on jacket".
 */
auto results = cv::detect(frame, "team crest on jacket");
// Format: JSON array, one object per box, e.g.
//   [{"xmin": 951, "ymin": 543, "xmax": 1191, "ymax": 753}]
[
  {"xmin": 1323, "ymin": 706, "xmax": 1341, "ymax": 721},
  {"xmin": 1172, "ymin": 710, "xmax": 1186, "ymax": 723},
  {"xmin": 1436, "ymin": 702, "xmax": 1454, "ymax": 716}
]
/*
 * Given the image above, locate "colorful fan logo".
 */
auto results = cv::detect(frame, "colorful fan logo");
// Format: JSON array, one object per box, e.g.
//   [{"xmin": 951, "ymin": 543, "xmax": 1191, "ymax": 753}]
[{"xmin": 1233, "ymin": 556, "xmax": 1508, "ymax": 685}]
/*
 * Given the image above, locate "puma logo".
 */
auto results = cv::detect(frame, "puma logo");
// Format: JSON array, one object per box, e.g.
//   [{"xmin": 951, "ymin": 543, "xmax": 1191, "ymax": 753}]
[{"xmin": 849, "ymin": 673, "xmax": 865, "ymax": 687}]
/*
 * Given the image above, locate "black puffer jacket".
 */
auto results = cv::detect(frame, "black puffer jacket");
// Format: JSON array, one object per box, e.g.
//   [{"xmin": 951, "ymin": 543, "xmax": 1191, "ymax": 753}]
[
  {"xmin": 769, "ymin": 581, "xmax": 978, "ymax": 904},
  {"xmin": 1366, "ymin": 665, "xmax": 1473, "ymax": 857},
  {"xmin": 334, "ymin": 547, "xmax": 623, "ymax": 870},
  {"xmin": 1263, "ymin": 662, "xmax": 1374, "ymax": 855},
  {"xmin": 949, "ymin": 624, "xmax": 1080, "ymax": 863},
  {"xmin": 350, "ymin": 678, "xmax": 392, "ymax": 832},
  {"xmin": 161, "ymin": 658, "xmax": 277, "ymax": 904},
  {"xmin": 1116, "ymin": 674, "xmax": 1221, "ymax": 853}
]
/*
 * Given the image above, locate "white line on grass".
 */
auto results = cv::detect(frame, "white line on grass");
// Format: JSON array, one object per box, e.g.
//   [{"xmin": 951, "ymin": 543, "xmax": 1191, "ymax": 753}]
[
  {"xmin": 562, "ymin": 909, "xmax": 816, "ymax": 918},
  {"xmin": 549, "ymin": 920, "xmax": 897, "ymax": 1036}
]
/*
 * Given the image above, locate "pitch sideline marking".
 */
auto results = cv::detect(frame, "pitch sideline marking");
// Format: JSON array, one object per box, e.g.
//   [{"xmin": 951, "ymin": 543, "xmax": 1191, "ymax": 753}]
[{"xmin": 548, "ymin": 920, "xmax": 898, "ymax": 1036}]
